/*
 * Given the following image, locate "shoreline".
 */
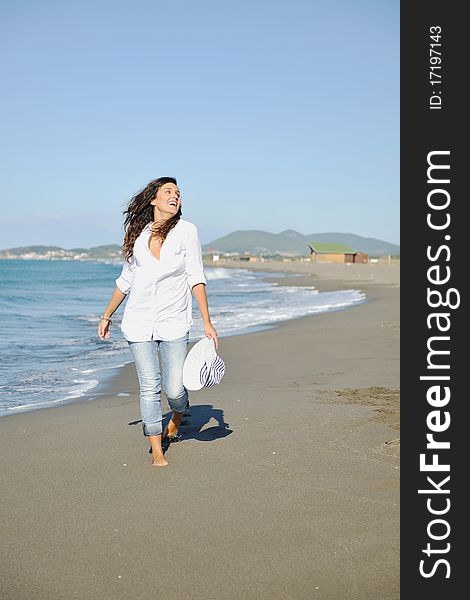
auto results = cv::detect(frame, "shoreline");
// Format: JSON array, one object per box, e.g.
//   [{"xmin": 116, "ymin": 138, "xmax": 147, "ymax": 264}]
[
  {"xmin": 1, "ymin": 262, "xmax": 379, "ymax": 420},
  {"xmin": 204, "ymin": 258, "xmax": 400, "ymax": 288},
  {"xmin": 1, "ymin": 261, "xmax": 399, "ymax": 599}
]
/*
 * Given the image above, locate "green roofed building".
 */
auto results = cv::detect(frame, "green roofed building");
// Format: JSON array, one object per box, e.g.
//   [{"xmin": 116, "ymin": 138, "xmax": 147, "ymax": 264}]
[{"xmin": 308, "ymin": 242, "xmax": 368, "ymax": 264}]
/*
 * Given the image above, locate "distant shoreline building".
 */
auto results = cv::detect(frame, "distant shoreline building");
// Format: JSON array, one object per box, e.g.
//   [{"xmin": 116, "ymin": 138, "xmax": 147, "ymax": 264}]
[{"xmin": 308, "ymin": 242, "xmax": 368, "ymax": 264}]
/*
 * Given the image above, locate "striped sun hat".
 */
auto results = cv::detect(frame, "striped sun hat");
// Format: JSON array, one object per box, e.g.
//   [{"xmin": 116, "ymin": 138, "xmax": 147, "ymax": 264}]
[{"xmin": 182, "ymin": 337, "xmax": 226, "ymax": 391}]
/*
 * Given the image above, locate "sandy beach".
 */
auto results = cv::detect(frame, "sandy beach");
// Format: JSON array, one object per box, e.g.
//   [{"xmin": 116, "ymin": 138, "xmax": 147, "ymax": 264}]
[{"xmin": 0, "ymin": 262, "xmax": 399, "ymax": 600}]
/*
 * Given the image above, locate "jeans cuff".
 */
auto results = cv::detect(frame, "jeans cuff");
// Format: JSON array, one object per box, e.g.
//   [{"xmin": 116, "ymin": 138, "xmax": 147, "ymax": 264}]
[
  {"xmin": 142, "ymin": 422, "xmax": 163, "ymax": 437},
  {"xmin": 168, "ymin": 397, "xmax": 189, "ymax": 414}
]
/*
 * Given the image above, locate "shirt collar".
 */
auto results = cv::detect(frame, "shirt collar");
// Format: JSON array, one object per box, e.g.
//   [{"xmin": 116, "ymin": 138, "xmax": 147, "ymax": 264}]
[{"xmin": 142, "ymin": 219, "xmax": 181, "ymax": 236}]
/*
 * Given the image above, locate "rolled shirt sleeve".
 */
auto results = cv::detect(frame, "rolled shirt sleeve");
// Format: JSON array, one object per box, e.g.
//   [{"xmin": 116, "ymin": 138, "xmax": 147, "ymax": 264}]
[
  {"xmin": 185, "ymin": 224, "xmax": 206, "ymax": 289},
  {"xmin": 115, "ymin": 256, "xmax": 136, "ymax": 294}
]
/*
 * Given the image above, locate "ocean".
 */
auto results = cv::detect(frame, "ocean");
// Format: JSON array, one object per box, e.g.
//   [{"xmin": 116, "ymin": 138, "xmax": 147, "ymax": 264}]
[{"xmin": 0, "ymin": 260, "xmax": 366, "ymax": 416}]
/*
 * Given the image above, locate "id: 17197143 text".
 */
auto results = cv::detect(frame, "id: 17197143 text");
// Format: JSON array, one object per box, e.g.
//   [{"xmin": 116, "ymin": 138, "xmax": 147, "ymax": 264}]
[{"xmin": 429, "ymin": 26, "xmax": 443, "ymax": 110}]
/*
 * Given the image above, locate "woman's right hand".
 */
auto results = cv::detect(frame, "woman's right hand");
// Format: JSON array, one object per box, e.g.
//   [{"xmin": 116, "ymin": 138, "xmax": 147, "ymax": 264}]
[{"xmin": 98, "ymin": 318, "xmax": 111, "ymax": 340}]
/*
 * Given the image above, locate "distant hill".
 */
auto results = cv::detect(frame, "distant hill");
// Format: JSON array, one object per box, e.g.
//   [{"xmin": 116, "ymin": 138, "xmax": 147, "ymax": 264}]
[
  {"xmin": 0, "ymin": 230, "xmax": 399, "ymax": 260},
  {"xmin": 203, "ymin": 230, "xmax": 399, "ymax": 257}
]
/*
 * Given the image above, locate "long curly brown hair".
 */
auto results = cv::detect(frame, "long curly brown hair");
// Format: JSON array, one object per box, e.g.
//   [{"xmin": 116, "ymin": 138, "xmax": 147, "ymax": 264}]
[{"xmin": 122, "ymin": 177, "xmax": 182, "ymax": 261}]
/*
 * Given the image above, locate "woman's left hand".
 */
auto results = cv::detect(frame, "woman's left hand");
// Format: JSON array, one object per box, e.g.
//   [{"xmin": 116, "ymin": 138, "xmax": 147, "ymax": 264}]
[{"xmin": 204, "ymin": 322, "xmax": 219, "ymax": 350}]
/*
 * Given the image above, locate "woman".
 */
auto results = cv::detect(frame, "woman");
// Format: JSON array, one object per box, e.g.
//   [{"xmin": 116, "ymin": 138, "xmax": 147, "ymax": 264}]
[{"xmin": 98, "ymin": 177, "xmax": 218, "ymax": 467}]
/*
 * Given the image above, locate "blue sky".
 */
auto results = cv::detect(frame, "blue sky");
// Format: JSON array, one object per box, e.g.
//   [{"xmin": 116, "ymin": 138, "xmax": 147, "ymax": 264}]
[{"xmin": 0, "ymin": 0, "xmax": 399, "ymax": 248}]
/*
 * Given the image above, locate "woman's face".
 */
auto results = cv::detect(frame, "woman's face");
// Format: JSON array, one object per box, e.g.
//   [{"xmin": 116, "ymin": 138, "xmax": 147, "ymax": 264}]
[{"xmin": 151, "ymin": 182, "xmax": 181, "ymax": 219}]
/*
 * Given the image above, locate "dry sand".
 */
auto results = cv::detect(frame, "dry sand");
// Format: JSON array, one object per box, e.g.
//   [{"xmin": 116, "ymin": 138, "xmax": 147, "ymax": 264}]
[{"xmin": 0, "ymin": 262, "xmax": 399, "ymax": 600}]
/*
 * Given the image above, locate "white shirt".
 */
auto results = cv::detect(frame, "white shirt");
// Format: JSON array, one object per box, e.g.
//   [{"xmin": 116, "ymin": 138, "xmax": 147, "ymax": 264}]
[{"xmin": 115, "ymin": 219, "xmax": 206, "ymax": 342}]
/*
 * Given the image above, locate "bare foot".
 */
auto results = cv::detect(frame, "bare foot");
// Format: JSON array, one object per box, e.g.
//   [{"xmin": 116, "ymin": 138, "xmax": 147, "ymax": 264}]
[
  {"xmin": 163, "ymin": 411, "xmax": 184, "ymax": 439},
  {"xmin": 147, "ymin": 434, "xmax": 168, "ymax": 466},
  {"xmin": 151, "ymin": 453, "xmax": 169, "ymax": 467}
]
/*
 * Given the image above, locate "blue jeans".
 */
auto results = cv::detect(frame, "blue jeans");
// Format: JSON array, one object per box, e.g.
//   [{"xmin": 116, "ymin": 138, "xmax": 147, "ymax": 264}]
[{"xmin": 128, "ymin": 332, "xmax": 189, "ymax": 436}]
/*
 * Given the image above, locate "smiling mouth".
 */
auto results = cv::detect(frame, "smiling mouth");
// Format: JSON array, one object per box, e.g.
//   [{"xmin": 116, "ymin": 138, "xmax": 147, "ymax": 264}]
[{"xmin": 168, "ymin": 200, "xmax": 178, "ymax": 207}]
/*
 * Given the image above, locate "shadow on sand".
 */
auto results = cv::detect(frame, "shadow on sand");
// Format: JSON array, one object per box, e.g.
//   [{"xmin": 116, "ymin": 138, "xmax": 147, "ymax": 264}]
[{"xmin": 128, "ymin": 403, "xmax": 232, "ymax": 451}]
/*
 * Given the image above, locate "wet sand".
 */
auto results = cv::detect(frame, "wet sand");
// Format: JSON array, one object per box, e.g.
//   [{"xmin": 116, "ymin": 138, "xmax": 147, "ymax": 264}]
[{"xmin": 0, "ymin": 262, "xmax": 399, "ymax": 600}]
